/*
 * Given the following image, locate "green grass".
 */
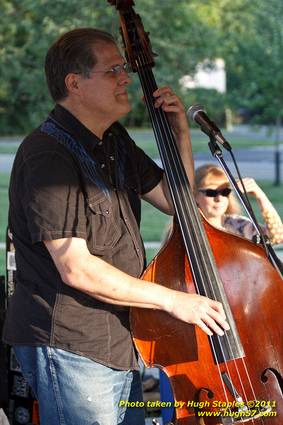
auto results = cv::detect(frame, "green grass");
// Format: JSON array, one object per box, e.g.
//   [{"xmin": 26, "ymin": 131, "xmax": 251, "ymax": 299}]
[
  {"xmin": 0, "ymin": 174, "xmax": 9, "ymax": 243},
  {"xmin": 0, "ymin": 173, "xmax": 9, "ymax": 278},
  {"xmin": 0, "ymin": 248, "xmax": 5, "ymax": 278},
  {"xmin": 0, "ymin": 171, "xmax": 282, "ymax": 277},
  {"xmin": 0, "ymin": 146, "xmax": 19, "ymax": 154},
  {"xmin": 145, "ymin": 248, "xmax": 159, "ymax": 265},
  {"xmin": 251, "ymin": 181, "xmax": 283, "ymax": 218},
  {"xmin": 0, "ymin": 128, "xmax": 278, "ymax": 156},
  {"xmin": 139, "ymin": 182, "xmax": 283, "ymax": 254},
  {"xmin": 0, "ymin": 136, "xmax": 22, "ymax": 154},
  {"xmin": 127, "ymin": 128, "xmax": 276, "ymax": 157},
  {"xmin": 140, "ymin": 201, "xmax": 170, "ymax": 241}
]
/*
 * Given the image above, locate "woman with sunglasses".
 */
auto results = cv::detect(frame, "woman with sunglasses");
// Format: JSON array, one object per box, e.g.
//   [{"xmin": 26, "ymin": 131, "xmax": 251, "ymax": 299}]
[{"xmin": 195, "ymin": 163, "xmax": 283, "ymax": 244}]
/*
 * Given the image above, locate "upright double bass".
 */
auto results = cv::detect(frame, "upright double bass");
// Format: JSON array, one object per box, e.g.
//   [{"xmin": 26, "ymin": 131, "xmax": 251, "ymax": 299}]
[{"xmin": 108, "ymin": 2, "xmax": 283, "ymax": 423}]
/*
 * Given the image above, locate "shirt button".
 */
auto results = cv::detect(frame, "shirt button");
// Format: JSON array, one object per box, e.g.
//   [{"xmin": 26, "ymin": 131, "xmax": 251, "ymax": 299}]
[
  {"xmin": 101, "ymin": 163, "xmax": 106, "ymax": 168},
  {"xmin": 105, "ymin": 210, "xmax": 109, "ymax": 214},
  {"xmin": 98, "ymin": 141, "xmax": 103, "ymax": 146},
  {"xmin": 109, "ymin": 155, "xmax": 115, "ymax": 161}
]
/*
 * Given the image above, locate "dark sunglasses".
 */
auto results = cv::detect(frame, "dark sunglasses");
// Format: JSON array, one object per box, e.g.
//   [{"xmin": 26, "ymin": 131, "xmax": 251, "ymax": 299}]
[{"xmin": 198, "ymin": 188, "xmax": 232, "ymax": 197}]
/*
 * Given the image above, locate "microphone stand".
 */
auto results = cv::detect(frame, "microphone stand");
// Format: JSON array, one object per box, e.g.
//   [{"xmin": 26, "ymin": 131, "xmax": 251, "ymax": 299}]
[{"xmin": 208, "ymin": 135, "xmax": 283, "ymax": 279}]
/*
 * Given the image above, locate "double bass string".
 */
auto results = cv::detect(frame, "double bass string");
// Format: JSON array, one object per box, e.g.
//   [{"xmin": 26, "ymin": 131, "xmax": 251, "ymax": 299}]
[
  {"xmin": 136, "ymin": 60, "xmax": 211, "ymax": 288},
  {"xmin": 135, "ymin": 55, "xmax": 264, "ymax": 422},
  {"xmin": 126, "ymin": 25, "xmax": 263, "ymax": 417},
  {"xmin": 134, "ymin": 54, "xmax": 237, "ymax": 411},
  {"xmin": 109, "ymin": 2, "xmax": 283, "ymax": 422}
]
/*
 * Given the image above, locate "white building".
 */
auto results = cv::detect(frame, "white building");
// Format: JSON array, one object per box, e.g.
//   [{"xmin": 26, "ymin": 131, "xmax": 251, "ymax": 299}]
[{"xmin": 180, "ymin": 58, "xmax": 226, "ymax": 94}]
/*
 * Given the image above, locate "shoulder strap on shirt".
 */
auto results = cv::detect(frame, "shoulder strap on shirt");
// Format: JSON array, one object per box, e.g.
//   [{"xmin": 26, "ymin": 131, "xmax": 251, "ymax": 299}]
[{"xmin": 40, "ymin": 117, "xmax": 110, "ymax": 197}]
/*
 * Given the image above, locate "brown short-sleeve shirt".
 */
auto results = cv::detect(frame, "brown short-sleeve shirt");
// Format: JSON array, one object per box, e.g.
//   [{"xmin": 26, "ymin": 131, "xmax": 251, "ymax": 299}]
[{"xmin": 3, "ymin": 104, "xmax": 163, "ymax": 370}]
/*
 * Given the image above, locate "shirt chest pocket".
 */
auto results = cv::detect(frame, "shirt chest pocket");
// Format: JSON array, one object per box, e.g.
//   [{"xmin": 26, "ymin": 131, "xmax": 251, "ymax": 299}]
[{"xmin": 87, "ymin": 195, "xmax": 122, "ymax": 251}]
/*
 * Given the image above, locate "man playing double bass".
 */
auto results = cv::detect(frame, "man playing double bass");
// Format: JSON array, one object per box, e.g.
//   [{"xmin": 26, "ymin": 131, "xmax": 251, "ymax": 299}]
[{"xmin": 2, "ymin": 28, "xmax": 229, "ymax": 425}]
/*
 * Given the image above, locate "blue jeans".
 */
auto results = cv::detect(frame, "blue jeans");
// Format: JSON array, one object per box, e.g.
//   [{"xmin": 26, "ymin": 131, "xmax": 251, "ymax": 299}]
[{"xmin": 13, "ymin": 345, "xmax": 145, "ymax": 425}]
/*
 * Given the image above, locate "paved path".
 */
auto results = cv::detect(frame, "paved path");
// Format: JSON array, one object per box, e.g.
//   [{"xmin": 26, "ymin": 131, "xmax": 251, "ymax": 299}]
[
  {"xmin": 1, "ymin": 146, "xmax": 282, "ymax": 180},
  {"xmin": 1, "ymin": 154, "xmax": 282, "ymax": 180},
  {"xmin": 0, "ymin": 154, "xmax": 14, "ymax": 173},
  {"xmin": 193, "ymin": 145, "xmax": 283, "ymax": 181},
  {"xmin": 1, "ymin": 139, "xmax": 282, "ymax": 259},
  {"xmin": 153, "ymin": 145, "xmax": 283, "ymax": 181}
]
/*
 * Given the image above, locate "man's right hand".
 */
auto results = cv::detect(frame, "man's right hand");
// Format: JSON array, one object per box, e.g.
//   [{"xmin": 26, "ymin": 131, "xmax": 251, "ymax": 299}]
[{"xmin": 166, "ymin": 291, "xmax": 230, "ymax": 336}]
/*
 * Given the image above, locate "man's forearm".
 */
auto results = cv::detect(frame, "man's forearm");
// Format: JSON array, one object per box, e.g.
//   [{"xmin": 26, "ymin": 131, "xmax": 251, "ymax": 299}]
[
  {"xmin": 65, "ymin": 249, "xmax": 173, "ymax": 311},
  {"xmin": 45, "ymin": 237, "xmax": 230, "ymax": 336}
]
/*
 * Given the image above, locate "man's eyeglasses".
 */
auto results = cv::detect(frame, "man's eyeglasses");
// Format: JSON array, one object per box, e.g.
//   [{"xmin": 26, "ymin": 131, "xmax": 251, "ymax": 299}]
[
  {"xmin": 198, "ymin": 188, "xmax": 232, "ymax": 198},
  {"xmin": 92, "ymin": 63, "xmax": 132, "ymax": 76}
]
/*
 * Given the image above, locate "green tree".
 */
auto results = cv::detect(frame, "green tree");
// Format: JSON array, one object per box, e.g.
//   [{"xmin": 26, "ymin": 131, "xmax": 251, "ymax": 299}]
[
  {"xmin": 0, "ymin": 0, "xmax": 117, "ymax": 134},
  {"xmin": 0, "ymin": 0, "xmax": 218, "ymax": 134},
  {"xmin": 207, "ymin": 0, "xmax": 283, "ymax": 126}
]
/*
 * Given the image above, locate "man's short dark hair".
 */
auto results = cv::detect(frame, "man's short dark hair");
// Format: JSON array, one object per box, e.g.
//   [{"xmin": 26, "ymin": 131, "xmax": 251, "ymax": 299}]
[{"xmin": 45, "ymin": 28, "xmax": 116, "ymax": 102}]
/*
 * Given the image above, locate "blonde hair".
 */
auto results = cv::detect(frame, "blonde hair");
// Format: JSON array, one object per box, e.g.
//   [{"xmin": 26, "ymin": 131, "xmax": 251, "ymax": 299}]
[{"xmin": 195, "ymin": 163, "xmax": 241, "ymax": 215}]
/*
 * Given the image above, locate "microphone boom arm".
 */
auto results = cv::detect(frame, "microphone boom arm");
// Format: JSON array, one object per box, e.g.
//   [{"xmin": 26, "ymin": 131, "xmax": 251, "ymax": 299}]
[{"xmin": 208, "ymin": 136, "xmax": 283, "ymax": 279}]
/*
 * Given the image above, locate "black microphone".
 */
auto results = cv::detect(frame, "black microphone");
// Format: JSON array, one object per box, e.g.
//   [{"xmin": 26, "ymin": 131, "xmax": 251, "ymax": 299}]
[{"xmin": 188, "ymin": 104, "xmax": 232, "ymax": 151}]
